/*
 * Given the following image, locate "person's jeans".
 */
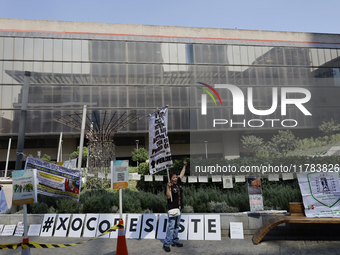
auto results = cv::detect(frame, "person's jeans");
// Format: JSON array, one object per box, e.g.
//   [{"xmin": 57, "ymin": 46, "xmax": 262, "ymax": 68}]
[{"xmin": 163, "ymin": 211, "xmax": 181, "ymax": 247}]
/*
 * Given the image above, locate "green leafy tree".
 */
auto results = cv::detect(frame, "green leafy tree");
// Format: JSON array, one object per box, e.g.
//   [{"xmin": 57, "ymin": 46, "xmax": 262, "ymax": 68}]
[
  {"xmin": 70, "ymin": 146, "xmax": 88, "ymax": 167},
  {"xmin": 269, "ymin": 130, "xmax": 299, "ymax": 157},
  {"xmin": 319, "ymin": 119, "xmax": 340, "ymax": 136},
  {"xmin": 131, "ymin": 148, "xmax": 149, "ymax": 163},
  {"xmin": 241, "ymin": 135, "xmax": 265, "ymax": 157}
]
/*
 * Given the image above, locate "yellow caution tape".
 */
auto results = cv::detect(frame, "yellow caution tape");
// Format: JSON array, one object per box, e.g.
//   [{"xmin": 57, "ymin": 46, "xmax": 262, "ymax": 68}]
[{"xmin": 0, "ymin": 223, "xmax": 123, "ymax": 250}]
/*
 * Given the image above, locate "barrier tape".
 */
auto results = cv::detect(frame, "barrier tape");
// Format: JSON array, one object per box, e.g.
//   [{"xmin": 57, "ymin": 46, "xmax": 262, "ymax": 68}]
[{"xmin": 0, "ymin": 223, "xmax": 123, "ymax": 250}]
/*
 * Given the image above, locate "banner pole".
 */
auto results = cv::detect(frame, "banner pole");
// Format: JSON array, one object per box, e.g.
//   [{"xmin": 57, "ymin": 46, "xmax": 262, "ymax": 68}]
[
  {"xmin": 57, "ymin": 132, "xmax": 63, "ymax": 162},
  {"xmin": 5, "ymin": 138, "xmax": 11, "ymax": 178},
  {"xmin": 119, "ymin": 188, "xmax": 123, "ymax": 219},
  {"xmin": 167, "ymin": 168, "xmax": 173, "ymax": 202}
]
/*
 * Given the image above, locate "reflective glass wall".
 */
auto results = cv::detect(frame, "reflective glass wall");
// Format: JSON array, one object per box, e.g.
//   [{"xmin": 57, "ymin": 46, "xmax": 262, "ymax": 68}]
[{"xmin": 0, "ymin": 34, "xmax": 340, "ymax": 135}]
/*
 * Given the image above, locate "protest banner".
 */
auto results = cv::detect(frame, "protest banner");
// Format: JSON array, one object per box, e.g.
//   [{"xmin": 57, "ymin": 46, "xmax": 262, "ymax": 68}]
[
  {"xmin": 12, "ymin": 169, "xmax": 37, "ymax": 206},
  {"xmin": 298, "ymin": 171, "xmax": 340, "ymax": 217},
  {"xmin": 148, "ymin": 106, "xmax": 173, "ymax": 175},
  {"xmin": 25, "ymin": 157, "xmax": 82, "ymax": 201},
  {"xmin": 247, "ymin": 176, "xmax": 264, "ymax": 211}
]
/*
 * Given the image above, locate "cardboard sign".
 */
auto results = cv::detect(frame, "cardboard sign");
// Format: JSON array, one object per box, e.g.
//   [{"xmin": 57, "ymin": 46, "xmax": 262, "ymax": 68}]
[
  {"xmin": 14, "ymin": 222, "xmax": 24, "ymax": 236},
  {"xmin": 40, "ymin": 214, "xmax": 57, "ymax": 237},
  {"xmin": 178, "ymin": 214, "xmax": 189, "ymax": 241},
  {"xmin": 188, "ymin": 176, "xmax": 197, "ymax": 183},
  {"xmin": 212, "ymin": 176, "xmax": 222, "ymax": 182},
  {"xmin": 1, "ymin": 225, "xmax": 16, "ymax": 236},
  {"xmin": 282, "ymin": 173, "xmax": 294, "ymax": 180},
  {"xmin": 68, "ymin": 214, "xmax": 85, "ymax": 238},
  {"xmin": 156, "ymin": 214, "xmax": 168, "ymax": 240},
  {"xmin": 144, "ymin": 175, "xmax": 153, "ymax": 182},
  {"xmin": 126, "ymin": 214, "xmax": 142, "ymax": 239},
  {"xmin": 188, "ymin": 215, "xmax": 204, "ymax": 240},
  {"xmin": 199, "ymin": 176, "xmax": 208, "ymax": 183},
  {"xmin": 96, "ymin": 214, "xmax": 114, "ymax": 238},
  {"xmin": 54, "ymin": 214, "xmax": 71, "ymax": 237},
  {"xmin": 110, "ymin": 214, "xmax": 127, "ymax": 238},
  {"xmin": 140, "ymin": 214, "xmax": 157, "ymax": 239},
  {"xmin": 223, "ymin": 176, "xmax": 233, "ymax": 188},
  {"xmin": 268, "ymin": 174, "xmax": 279, "ymax": 181},
  {"xmin": 83, "ymin": 214, "xmax": 99, "ymax": 237},
  {"xmin": 230, "ymin": 222, "xmax": 244, "ymax": 239},
  {"xmin": 154, "ymin": 175, "xmax": 163, "ymax": 181},
  {"xmin": 204, "ymin": 214, "xmax": 221, "ymax": 240},
  {"xmin": 28, "ymin": 224, "xmax": 41, "ymax": 236},
  {"xmin": 235, "ymin": 175, "xmax": 245, "ymax": 182}
]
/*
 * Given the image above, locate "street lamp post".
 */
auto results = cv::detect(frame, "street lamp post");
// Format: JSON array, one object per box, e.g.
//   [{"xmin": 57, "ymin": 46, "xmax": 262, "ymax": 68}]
[
  {"xmin": 204, "ymin": 141, "xmax": 208, "ymax": 159},
  {"xmin": 135, "ymin": 140, "xmax": 139, "ymax": 168}
]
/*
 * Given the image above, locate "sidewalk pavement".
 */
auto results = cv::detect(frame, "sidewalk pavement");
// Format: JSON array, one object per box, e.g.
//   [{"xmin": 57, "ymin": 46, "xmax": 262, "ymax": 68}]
[{"xmin": 1, "ymin": 235, "xmax": 340, "ymax": 255}]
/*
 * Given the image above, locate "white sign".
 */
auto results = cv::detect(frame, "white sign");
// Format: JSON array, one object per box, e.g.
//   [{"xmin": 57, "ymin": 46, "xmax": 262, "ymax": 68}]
[
  {"xmin": 83, "ymin": 214, "xmax": 99, "ymax": 237},
  {"xmin": 1, "ymin": 225, "xmax": 16, "ymax": 236},
  {"xmin": 298, "ymin": 172, "xmax": 340, "ymax": 217},
  {"xmin": 230, "ymin": 222, "xmax": 244, "ymax": 239},
  {"xmin": 54, "ymin": 214, "xmax": 71, "ymax": 237},
  {"xmin": 148, "ymin": 106, "xmax": 173, "ymax": 174},
  {"xmin": 12, "ymin": 169, "xmax": 37, "ymax": 205},
  {"xmin": 282, "ymin": 173, "xmax": 294, "ymax": 180},
  {"xmin": 181, "ymin": 176, "xmax": 187, "ymax": 183},
  {"xmin": 223, "ymin": 176, "xmax": 233, "ymax": 189},
  {"xmin": 268, "ymin": 174, "xmax": 279, "ymax": 181},
  {"xmin": 212, "ymin": 176, "xmax": 222, "ymax": 182},
  {"xmin": 68, "ymin": 214, "xmax": 85, "ymax": 238},
  {"xmin": 154, "ymin": 175, "xmax": 163, "ymax": 182},
  {"xmin": 126, "ymin": 214, "xmax": 142, "ymax": 239},
  {"xmin": 204, "ymin": 214, "xmax": 221, "ymax": 240},
  {"xmin": 40, "ymin": 214, "xmax": 57, "ymax": 237},
  {"xmin": 96, "ymin": 214, "xmax": 114, "ymax": 238},
  {"xmin": 199, "ymin": 176, "xmax": 208, "ymax": 183},
  {"xmin": 144, "ymin": 175, "xmax": 152, "ymax": 182},
  {"xmin": 188, "ymin": 176, "xmax": 198, "ymax": 183},
  {"xmin": 28, "ymin": 224, "xmax": 41, "ymax": 236},
  {"xmin": 140, "ymin": 214, "xmax": 157, "ymax": 239},
  {"xmin": 14, "ymin": 222, "xmax": 24, "ymax": 236},
  {"xmin": 188, "ymin": 215, "xmax": 204, "ymax": 240},
  {"xmin": 235, "ymin": 175, "xmax": 245, "ymax": 182},
  {"xmin": 111, "ymin": 160, "xmax": 129, "ymax": 190}
]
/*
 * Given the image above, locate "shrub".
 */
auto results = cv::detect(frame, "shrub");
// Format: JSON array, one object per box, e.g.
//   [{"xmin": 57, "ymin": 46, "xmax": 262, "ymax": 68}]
[{"xmin": 208, "ymin": 201, "xmax": 239, "ymax": 213}]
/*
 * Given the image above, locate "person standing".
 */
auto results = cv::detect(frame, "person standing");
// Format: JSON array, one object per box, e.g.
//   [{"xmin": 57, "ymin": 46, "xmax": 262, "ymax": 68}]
[{"xmin": 163, "ymin": 161, "xmax": 187, "ymax": 252}]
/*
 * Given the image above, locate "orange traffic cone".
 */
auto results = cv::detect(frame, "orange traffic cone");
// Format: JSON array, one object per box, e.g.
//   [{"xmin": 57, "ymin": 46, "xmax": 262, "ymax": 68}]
[
  {"xmin": 116, "ymin": 219, "xmax": 128, "ymax": 255},
  {"xmin": 21, "ymin": 238, "xmax": 31, "ymax": 255}
]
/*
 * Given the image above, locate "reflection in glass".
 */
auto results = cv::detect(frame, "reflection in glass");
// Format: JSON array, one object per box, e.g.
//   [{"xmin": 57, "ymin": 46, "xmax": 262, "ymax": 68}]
[{"xmin": 14, "ymin": 38, "xmax": 24, "ymax": 59}]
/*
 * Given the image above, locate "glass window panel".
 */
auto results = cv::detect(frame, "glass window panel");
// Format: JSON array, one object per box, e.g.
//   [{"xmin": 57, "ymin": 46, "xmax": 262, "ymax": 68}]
[
  {"xmin": 3, "ymin": 61, "xmax": 13, "ymax": 84},
  {"xmin": 53, "ymin": 39, "xmax": 62, "ymax": 61},
  {"xmin": 297, "ymin": 48, "xmax": 309, "ymax": 66},
  {"xmin": 4, "ymin": 38, "xmax": 14, "ymax": 59},
  {"xmin": 24, "ymin": 38, "xmax": 34, "ymax": 60},
  {"xmin": 247, "ymin": 46, "xmax": 256, "ymax": 65},
  {"xmin": 0, "ymin": 61, "xmax": 2, "ymax": 83},
  {"xmin": 42, "ymin": 110, "xmax": 52, "ymax": 133},
  {"xmin": 128, "ymin": 86, "xmax": 136, "ymax": 107},
  {"xmin": 216, "ymin": 45, "xmax": 226, "ymax": 64},
  {"xmin": 23, "ymin": 62, "xmax": 33, "ymax": 72},
  {"xmin": 154, "ymin": 64, "xmax": 162, "ymax": 84},
  {"xmin": 330, "ymin": 49, "xmax": 338, "ymax": 64},
  {"xmin": 136, "ymin": 42, "xmax": 145, "ymax": 63},
  {"xmin": 109, "ymin": 41, "xmax": 126, "ymax": 62},
  {"xmin": 254, "ymin": 47, "xmax": 263, "ymax": 65},
  {"xmin": 43, "ymin": 39, "xmax": 53, "ymax": 60},
  {"xmin": 118, "ymin": 64, "xmax": 126, "ymax": 84},
  {"xmin": 101, "ymin": 87, "xmax": 109, "ymax": 107},
  {"xmin": 34, "ymin": 39, "xmax": 43, "ymax": 60},
  {"xmin": 81, "ymin": 40, "xmax": 89, "ymax": 61},
  {"xmin": 240, "ymin": 46, "xmax": 248, "ymax": 65},
  {"xmin": 127, "ymin": 42, "xmax": 137, "ymax": 62},
  {"xmin": 185, "ymin": 44, "xmax": 194, "ymax": 64},
  {"xmin": 169, "ymin": 43, "xmax": 178, "ymax": 63},
  {"xmin": 110, "ymin": 86, "xmax": 119, "ymax": 107},
  {"xmin": 73, "ymin": 63, "xmax": 81, "ymax": 74},
  {"xmin": 1, "ymin": 86, "xmax": 12, "ymax": 108},
  {"xmin": 180, "ymin": 87, "xmax": 189, "ymax": 107},
  {"xmin": 145, "ymin": 85, "xmax": 154, "ymax": 107},
  {"xmin": 194, "ymin": 44, "xmax": 203, "ymax": 64},
  {"xmin": 73, "ymin": 40, "xmax": 82, "ymax": 61},
  {"xmin": 62, "ymin": 40, "xmax": 72, "ymax": 61},
  {"xmin": 201, "ymin": 44, "xmax": 210, "ymax": 64},
  {"xmin": 136, "ymin": 86, "xmax": 145, "ymax": 108},
  {"xmin": 171, "ymin": 87, "xmax": 180, "ymax": 107},
  {"xmin": 42, "ymin": 62, "xmax": 52, "ymax": 82},
  {"xmin": 154, "ymin": 86, "xmax": 163, "ymax": 107},
  {"xmin": 14, "ymin": 38, "xmax": 24, "ymax": 59},
  {"xmin": 177, "ymin": 44, "xmax": 186, "ymax": 64},
  {"xmin": 267, "ymin": 47, "xmax": 277, "ymax": 65},
  {"xmin": 152, "ymin": 42, "xmax": 162, "ymax": 63},
  {"xmin": 161, "ymin": 43, "xmax": 170, "ymax": 63},
  {"xmin": 232, "ymin": 46, "xmax": 241, "ymax": 65},
  {"xmin": 0, "ymin": 37, "xmax": 3, "ymax": 59},
  {"xmin": 210, "ymin": 45, "xmax": 219, "ymax": 64},
  {"xmin": 145, "ymin": 64, "xmax": 154, "ymax": 85},
  {"xmin": 318, "ymin": 49, "xmax": 325, "ymax": 66},
  {"xmin": 34, "ymin": 62, "xmax": 43, "ymax": 73},
  {"xmin": 310, "ymin": 48, "xmax": 319, "ymax": 67},
  {"xmin": 324, "ymin": 49, "xmax": 332, "ymax": 64},
  {"xmin": 13, "ymin": 61, "xmax": 23, "ymax": 85},
  {"xmin": 91, "ymin": 86, "xmax": 100, "ymax": 106},
  {"xmin": 119, "ymin": 86, "xmax": 127, "ymax": 107}
]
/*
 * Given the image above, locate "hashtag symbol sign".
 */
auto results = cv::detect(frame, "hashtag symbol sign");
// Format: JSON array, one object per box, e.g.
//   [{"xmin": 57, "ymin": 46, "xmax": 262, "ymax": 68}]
[{"xmin": 42, "ymin": 217, "xmax": 54, "ymax": 232}]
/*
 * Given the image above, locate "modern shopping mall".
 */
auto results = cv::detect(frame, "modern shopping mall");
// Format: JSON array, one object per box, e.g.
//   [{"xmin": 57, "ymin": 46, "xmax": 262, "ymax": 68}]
[{"xmin": 0, "ymin": 18, "xmax": 340, "ymax": 169}]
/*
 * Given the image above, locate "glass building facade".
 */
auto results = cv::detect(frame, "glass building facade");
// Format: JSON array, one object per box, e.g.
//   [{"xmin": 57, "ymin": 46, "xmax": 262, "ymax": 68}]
[{"xmin": 0, "ymin": 20, "xmax": 340, "ymax": 164}]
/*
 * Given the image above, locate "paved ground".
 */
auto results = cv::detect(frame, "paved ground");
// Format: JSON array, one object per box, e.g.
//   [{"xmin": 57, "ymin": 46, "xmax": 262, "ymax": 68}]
[{"xmin": 1, "ymin": 235, "xmax": 340, "ymax": 255}]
